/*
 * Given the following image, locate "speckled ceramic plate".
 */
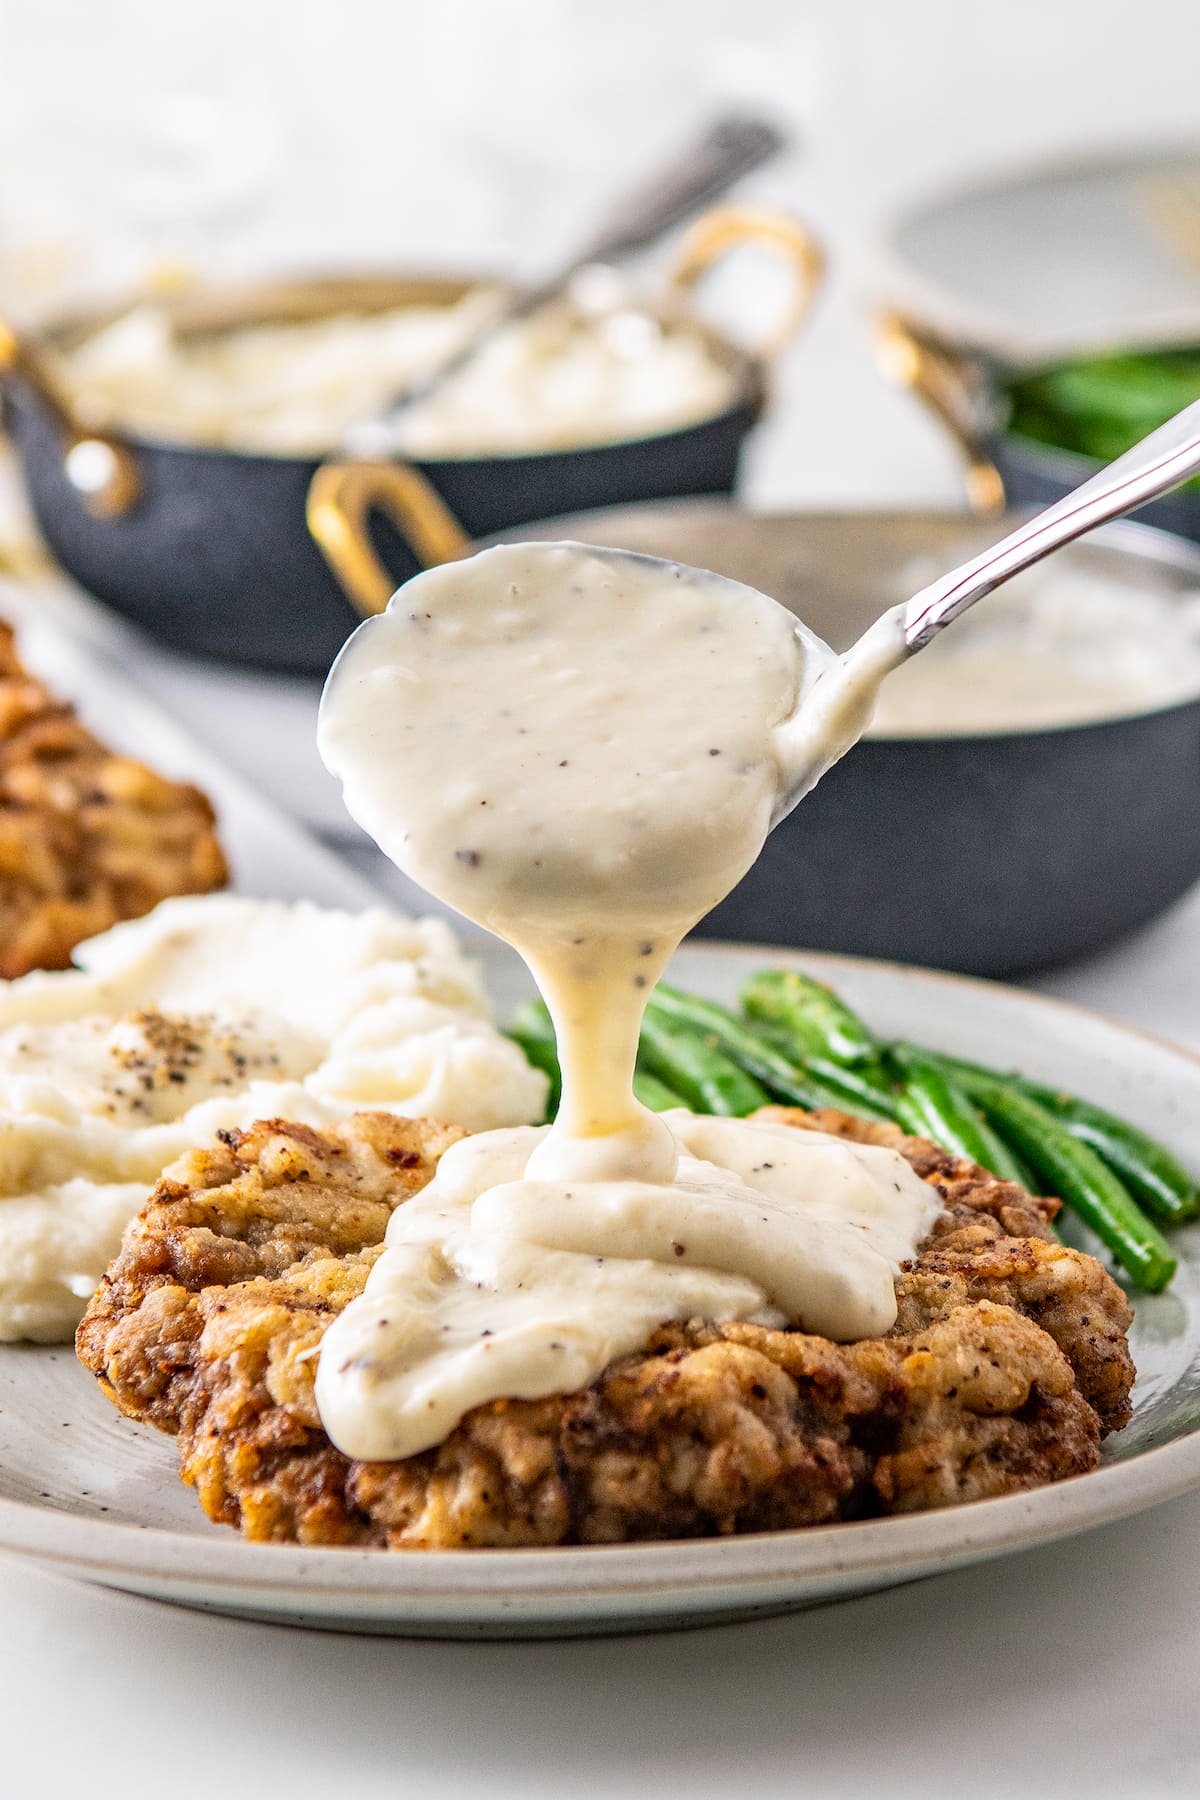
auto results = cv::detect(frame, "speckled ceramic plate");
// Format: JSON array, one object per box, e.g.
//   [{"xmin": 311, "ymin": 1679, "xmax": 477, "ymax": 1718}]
[{"xmin": 2, "ymin": 938, "xmax": 1200, "ymax": 1638}]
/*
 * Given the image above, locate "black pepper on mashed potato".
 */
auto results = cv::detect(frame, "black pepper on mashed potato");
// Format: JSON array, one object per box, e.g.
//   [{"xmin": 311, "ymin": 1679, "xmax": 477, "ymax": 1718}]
[{"xmin": 0, "ymin": 894, "xmax": 546, "ymax": 1341}]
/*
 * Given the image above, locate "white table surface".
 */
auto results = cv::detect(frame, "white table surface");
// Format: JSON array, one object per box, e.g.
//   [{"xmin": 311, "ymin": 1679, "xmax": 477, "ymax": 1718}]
[{"xmin": 7, "ymin": 1, "xmax": 1200, "ymax": 1792}]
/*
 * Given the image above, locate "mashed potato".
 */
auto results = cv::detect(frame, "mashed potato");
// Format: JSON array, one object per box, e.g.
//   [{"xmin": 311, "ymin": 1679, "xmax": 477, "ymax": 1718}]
[
  {"xmin": 0, "ymin": 894, "xmax": 546, "ymax": 1341},
  {"xmin": 60, "ymin": 294, "xmax": 736, "ymax": 458}
]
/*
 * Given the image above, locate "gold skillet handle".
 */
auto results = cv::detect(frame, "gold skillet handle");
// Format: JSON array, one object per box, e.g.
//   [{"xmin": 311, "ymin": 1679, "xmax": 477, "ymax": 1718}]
[
  {"xmin": 665, "ymin": 206, "xmax": 825, "ymax": 362},
  {"xmin": 876, "ymin": 311, "xmax": 1007, "ymax": 516},
  {"xmin": 306, "ymin": 460, "xmax": 473, "ymax": 618},
  {"xmin": 0, "ymin": 315, "xmax": 141, "ymax": 519}
]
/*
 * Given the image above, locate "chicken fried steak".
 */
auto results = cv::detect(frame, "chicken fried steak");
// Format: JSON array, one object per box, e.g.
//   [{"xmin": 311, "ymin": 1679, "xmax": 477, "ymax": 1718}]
[
  {"xmin": 0, "ymin": 620, "xmax": 227, "ymax": 976},
  {"xmin": 77, "ymin": 1107, "xmax": 1134, "ymax": 1548}
]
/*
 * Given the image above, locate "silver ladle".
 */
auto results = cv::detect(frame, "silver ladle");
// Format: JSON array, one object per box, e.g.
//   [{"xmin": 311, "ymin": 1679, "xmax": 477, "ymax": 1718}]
[
  {"xmin": 323, "ymin": 392, "xmax": 1200, "ymax": 847},
  {"xmin": 900, "ymin": 395, "xmax": 1200, "ymax": 650},
  {"xmin": 766, "ymin": 393, "xmax": 1200, "ymax": 820}
]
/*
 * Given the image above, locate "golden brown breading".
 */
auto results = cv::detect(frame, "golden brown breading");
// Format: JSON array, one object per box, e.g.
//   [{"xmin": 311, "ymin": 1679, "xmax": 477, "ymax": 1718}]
[
  {"xmin": 0, "ymin": 621, "xmax": 227, "ymax": 976},
  {"xmin": 77, "ymin": 1112, "xmax": 463, "ymax": 1436},
  {"xmin": 77, "ymin": 1107, "xmax": 1135, "ymax": 1549},
  {"xmin": 766, "ymin": 1107, "xmax": 1134, "ymax": 1433}
]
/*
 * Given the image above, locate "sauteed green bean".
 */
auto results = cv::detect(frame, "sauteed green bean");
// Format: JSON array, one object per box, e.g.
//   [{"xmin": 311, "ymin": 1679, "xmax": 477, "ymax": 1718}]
[{"xmin": 510, "ymin": 969, "xmax": 1196, "ymax": 1293}]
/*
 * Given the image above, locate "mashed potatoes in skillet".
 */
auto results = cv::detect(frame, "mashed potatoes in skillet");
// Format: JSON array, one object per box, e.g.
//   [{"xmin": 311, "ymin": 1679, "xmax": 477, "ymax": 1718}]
[{"xmin": 0, "ymin": 894, "xmax": 546, "ymax": 1341}]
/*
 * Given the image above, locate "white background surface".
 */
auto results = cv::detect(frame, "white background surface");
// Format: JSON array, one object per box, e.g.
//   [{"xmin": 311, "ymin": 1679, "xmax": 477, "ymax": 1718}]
[{"xmin": 4, "ymin": 0, "xmax": 1200, "ymax": 1794}]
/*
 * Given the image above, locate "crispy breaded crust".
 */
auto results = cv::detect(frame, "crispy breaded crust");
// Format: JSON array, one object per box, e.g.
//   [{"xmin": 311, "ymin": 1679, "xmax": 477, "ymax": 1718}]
[
  {"xmin": 77, "ymin": 1107, "xmax": 1135, "ymax": 1548},
  {"xmin": 76, "ymin": 1112, "xmax": 463, "ymax": 1435},
  {"xmin": 0, "ymin": 622, "xmax": 227, "ymax": 976},
  {"xmin": 765, "ymin": 1108, "xmax": 1134, "ymax": 1434}
]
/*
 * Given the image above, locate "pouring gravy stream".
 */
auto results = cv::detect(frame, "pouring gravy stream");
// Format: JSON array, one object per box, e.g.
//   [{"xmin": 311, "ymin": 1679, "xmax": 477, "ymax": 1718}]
[{"xmin": 315, "ymin": 541, "xmax": 934, "ymax": 1460}]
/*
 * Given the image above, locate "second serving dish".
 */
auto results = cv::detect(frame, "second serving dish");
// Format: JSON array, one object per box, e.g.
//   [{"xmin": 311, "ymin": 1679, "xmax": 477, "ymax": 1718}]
[{"xmin": 0, "ymin": 209, "xmax": 819, "ymax": 673}]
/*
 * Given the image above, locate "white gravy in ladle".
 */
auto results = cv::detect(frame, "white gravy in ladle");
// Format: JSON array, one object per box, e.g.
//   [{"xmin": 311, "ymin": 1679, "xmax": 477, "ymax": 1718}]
[{"xmin": 315, "ymin": 541, "xmax": 935, "ymax": 1461}]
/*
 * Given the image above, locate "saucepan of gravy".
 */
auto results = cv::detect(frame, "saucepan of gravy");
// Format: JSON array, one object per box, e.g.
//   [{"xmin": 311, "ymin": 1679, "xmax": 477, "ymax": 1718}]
[{"xmin": 464, "ymin": 504, "xmax": 1200, "ymax": 976}]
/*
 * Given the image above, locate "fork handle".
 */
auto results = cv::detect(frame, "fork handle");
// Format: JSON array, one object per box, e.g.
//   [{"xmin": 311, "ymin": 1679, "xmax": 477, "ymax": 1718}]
[{"xmin": 381, "ymin": 114, "xmax": 786, "ymax": 424}]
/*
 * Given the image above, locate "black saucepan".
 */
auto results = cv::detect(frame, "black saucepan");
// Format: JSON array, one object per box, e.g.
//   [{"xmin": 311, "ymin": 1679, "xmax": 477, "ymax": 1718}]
[
  {"xmin": 0, "ymin": 211, "xmax": 820, "ymax": 675},
  {"xmin": 878, "ymin": 312, "xmax": 1200, "ymax": 539},
  {"xmin": 498, "ymin": 502, "xmax": 1200, "ymax": 978}
]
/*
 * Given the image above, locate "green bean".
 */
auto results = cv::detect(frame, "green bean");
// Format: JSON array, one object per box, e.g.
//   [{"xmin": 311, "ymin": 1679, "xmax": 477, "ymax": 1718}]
[
  {"xmin": 736, "ymin": 983, "xmax": 915, "ymax": 1124},
  {"xmin": 942, "ymin": 1070, "xmax": 1177, "ymax": 1292},
  {"xmin": 649, "ymin": 987, "xmax": 829, "ymax": 1104},
  {"xmin": 1008, "ymin": 349, "xmax": 1200, "ymax": 479},
  {"xmin": 632, "ymin": 1068, "xmax": 687, "ymax": 1113},
  {"xmin": 647, "ymin": 988, "xmax": 896, "ymax": 1121},
  {"xmin": 726, "ymin": 1013, "xmax": 888, "ymax": 1112},
  {"xmin": 510, "ymin": 998, "xmax": 554, "ymax": 1041},
  {"xmin": 793, "ymin": 1050, "xmax": 904, "ymax": 1124},
  {"xmin": 886, "ymin": 1045, "xmax": 1030, "ymax": 1185},
  {"xmin": 904, "ymin": 1044, "xmax": 1199, "ymax": 1226},
  {"xmin": 738, "ymin": 971, "xmax": 932, "ymax": 1123},
  {"xmin": 507, "ymin": 1027, "xmax": 560, "ymax": 1122},
  {"xmin": 1031, "ymin": 1091, "xmax": 1200, "ymax": 1225},
  {"xmin": 741, "ymin": 969, "xmax": 879, "ymax": 1065},
  {"xmin": 508, "ymin": 1000, "xmax": 561, "ymax": 1117},
  {"xmin": 639, "ymin": 1012, "xmax": 768, "ymax": 1116}
]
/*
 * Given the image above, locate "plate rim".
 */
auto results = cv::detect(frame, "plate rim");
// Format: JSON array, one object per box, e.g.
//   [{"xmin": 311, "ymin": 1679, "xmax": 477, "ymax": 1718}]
[{"xmin": 4, "ymin": 943, "xmax": 1200, "ymax": 1609}]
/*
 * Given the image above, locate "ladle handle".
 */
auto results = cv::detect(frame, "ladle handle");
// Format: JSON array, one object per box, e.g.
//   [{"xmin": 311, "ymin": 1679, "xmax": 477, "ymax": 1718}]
[
  {"xmin": 564, "ymin": 114, "xmax": 787, "ymax": 270},
  {"xmin": 903, "ymin": 395, "xmax": 1200, "ymax": 651}
]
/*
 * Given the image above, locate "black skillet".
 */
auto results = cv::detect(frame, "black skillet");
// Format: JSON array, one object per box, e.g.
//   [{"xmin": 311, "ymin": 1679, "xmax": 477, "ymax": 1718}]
[{"xmin": 0, "ymin": 212, "xmax": 820, "ymax": 675}]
